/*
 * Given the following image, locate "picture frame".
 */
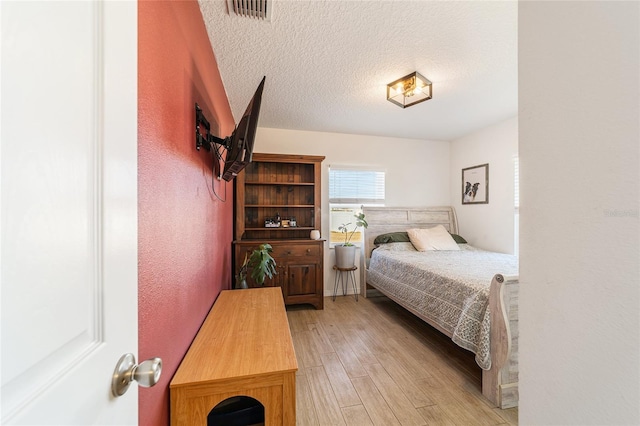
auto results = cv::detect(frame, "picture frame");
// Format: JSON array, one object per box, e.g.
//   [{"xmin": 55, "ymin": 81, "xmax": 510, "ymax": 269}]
[{"xmin": 462, "ymin": 163, "xmax": 489, "ymax": 204}]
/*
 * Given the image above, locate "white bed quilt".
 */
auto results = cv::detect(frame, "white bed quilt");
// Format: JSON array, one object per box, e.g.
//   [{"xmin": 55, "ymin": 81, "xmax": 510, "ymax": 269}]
[{"xmin": 367, "ymin": 242, "xmax": 518, "ymax": 370}]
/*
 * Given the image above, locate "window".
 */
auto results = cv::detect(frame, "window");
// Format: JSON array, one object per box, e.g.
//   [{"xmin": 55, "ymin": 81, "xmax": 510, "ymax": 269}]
[{"xmin": 329, "ymin": 167, "xmax": 385, "ymax": 245}]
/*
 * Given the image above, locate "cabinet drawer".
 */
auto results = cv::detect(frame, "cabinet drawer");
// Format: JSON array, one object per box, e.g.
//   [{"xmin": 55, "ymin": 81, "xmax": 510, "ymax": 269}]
[
  {"xmin": 237, "ymin": 242, "xmax": 321, "ymax": 259},
  {"xmin": 271, "ymin": 244, "xmax": 320, "ymax": 259}
]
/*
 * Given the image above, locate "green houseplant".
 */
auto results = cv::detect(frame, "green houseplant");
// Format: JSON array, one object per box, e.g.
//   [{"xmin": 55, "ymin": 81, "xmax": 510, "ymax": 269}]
[
  {"xmin": 237, "ymin": 243, "xmax": 277, "ymax": 289},
  {"xmin": 337, "ymin": 212, "xmax": 368, "ymax": 246},
  {"xmin": 335, "ymin": 212, "xmax": 368, "ymax": 268}
]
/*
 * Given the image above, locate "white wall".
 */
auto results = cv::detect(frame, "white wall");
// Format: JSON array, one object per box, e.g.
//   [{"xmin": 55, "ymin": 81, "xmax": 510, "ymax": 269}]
[
  {"xmin": 519, "ymin": 2, "xmax": 639, "ymax": 425},
  {"xmin": 450, "ymin": 116, "xmax": 518, "ymax": 254},
  {"xmin": 254, "ymin": 127, "xmax": 450, "ymax": 295}
]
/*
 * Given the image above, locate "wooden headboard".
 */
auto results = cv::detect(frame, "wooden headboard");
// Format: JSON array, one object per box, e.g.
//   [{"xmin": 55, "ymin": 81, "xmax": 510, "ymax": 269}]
[{"xmin": 362, "ymin": 206, "xmax": 458, "ymax": 259}]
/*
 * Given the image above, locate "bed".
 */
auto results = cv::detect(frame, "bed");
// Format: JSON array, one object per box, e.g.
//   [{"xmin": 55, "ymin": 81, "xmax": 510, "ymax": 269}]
[{"xmin": 361, "ymin": 206, "xmax": 519, "ymax": 409}]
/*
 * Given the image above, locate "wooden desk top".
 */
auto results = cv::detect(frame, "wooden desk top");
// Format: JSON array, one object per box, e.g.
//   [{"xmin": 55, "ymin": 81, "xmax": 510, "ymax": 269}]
[{"xmin": 170, "ymin": 287, "xmax": 298, "ymax": 388}]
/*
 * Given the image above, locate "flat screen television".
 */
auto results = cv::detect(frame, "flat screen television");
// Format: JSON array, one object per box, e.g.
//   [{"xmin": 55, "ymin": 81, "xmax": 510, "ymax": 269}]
[
  {"xmin": 194, "ymin": 77, "xmax": 265, "ymax": 181},
  {"xmin": 219, "ymin": 76, "xmax": 265, "ymax": 181}
]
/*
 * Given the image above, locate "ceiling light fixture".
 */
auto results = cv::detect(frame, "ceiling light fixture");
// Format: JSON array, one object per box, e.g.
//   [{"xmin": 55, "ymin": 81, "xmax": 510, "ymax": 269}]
[{"xmin": 386, "ymin": 71, "xmax": 432, "ymax": 108}]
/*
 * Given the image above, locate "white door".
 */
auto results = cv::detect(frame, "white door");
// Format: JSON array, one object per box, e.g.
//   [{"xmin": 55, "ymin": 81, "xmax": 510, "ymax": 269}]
[{"xmin": 1, "ymin": 1, "xmax": 139, "ymax": 424}]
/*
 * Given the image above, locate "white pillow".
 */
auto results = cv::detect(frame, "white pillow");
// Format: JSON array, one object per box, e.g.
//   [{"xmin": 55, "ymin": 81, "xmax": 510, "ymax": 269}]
[{"xmin": 407, "ymin": 225, "xmax": 460, "ymax": 251}]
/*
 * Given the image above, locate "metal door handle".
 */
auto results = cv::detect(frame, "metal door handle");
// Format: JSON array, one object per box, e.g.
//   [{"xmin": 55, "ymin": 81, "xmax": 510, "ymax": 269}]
[{"xmin": 111, "ymin": 353, "xmax": 162, "ymax": 397}]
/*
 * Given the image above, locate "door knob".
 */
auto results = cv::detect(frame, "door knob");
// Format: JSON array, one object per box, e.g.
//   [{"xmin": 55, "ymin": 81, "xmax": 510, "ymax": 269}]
[{"xmin": 111, "ymin": 353, "xmax": 162, "ymax": 397}]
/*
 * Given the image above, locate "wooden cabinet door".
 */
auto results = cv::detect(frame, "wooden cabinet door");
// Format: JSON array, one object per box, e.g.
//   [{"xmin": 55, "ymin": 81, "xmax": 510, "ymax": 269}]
[
  {"xmin": 234, "ymin": 243, "xmax": 285, "ymax": 289},
  {"xmin": 238, "ymin": 265, "xmax": 283, "ymax": 288},
  {"xmin": 286, "ymin": 263, "xmax": 317, "ymax": 296}
]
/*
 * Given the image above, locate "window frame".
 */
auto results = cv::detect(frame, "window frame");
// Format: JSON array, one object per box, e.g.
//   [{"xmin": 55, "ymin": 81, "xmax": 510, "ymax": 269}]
[{"xmin": 328, "ymin": 166, "xmax": 385, "ymax": 247}]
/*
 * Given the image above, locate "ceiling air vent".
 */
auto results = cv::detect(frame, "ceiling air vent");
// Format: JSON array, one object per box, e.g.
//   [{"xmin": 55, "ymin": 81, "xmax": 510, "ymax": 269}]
[{"xmin": 227, "ymin": 0, "xmax": 272, "ymax": 21}]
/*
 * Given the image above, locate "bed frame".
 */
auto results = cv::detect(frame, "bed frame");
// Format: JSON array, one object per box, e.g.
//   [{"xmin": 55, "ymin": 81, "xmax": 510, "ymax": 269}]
[{"xmin": 361, "ymin": 206, "xmax": 519, "ymax": 409}]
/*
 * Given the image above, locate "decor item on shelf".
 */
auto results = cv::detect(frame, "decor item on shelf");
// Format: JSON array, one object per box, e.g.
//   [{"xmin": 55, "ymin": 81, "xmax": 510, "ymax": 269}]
[
  {"xmin": 335, "ymin": 212, "xmax": 368, "ymax": 268},
  {"xmin": 265, "ymin": 217, "xmax": 278, "ymax": 228},
  {"xmin": 386, "ymin": 71, "xmax": 432, "ymax": 108},
  {"xmin": 310, "ymin": 230, "xmax": 320, "ymax": 240},
  {"xmin": 236, "ymin": 243, "xmax": 277, "ymax": 288}
]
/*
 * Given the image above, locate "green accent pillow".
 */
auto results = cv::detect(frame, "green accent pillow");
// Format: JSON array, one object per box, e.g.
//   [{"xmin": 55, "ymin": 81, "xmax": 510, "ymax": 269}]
[
  {"xmin": 449, "ymin": 233, "xmax": 467, "ymax": 244},
  {"xmin": 373, "ymin": 232, "xmax": 411, "ymax": 244}
]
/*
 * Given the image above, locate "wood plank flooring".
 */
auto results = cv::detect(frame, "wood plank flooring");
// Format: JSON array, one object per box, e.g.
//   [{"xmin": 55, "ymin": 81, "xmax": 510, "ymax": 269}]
[{"xmin": 287, "ymin": 295, "xmax": 518, "ymax": 425}]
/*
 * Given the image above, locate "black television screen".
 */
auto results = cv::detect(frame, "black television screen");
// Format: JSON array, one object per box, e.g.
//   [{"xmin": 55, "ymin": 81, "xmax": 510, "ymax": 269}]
[{"xmin": 221, "ymin": 76, "xmax": 265, "ymax": 181}]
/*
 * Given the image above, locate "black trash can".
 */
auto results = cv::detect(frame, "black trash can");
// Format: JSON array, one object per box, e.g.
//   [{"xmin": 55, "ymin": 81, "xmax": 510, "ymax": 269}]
[{"xmin": 207, "ymin": 396, "xmax": 265, "ymax": 426}]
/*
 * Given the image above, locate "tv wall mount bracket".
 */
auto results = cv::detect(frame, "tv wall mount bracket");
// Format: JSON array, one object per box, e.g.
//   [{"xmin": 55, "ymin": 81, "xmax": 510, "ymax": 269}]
[{"xmin": 195, "ymin": 103, "xmax": 230, "ymax": 152}]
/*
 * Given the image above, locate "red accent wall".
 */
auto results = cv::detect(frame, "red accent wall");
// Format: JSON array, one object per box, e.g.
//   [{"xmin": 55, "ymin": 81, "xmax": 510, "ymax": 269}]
[{"xmin": 138, "ymin": 1, "xmax": 235, "ymax": 424}]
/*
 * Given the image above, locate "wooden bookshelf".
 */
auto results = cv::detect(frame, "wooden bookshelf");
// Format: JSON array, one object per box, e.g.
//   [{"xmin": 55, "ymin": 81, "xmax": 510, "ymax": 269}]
[{"xmin": 234, "ymin": 153, "xmax": 325, "ymax": 309}]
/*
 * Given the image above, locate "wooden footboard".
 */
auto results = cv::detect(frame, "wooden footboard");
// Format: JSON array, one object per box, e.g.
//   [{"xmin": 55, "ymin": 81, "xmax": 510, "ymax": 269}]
[{"xmin": 483, "ymin": 274, "xmax": 519, "ymax": 409}]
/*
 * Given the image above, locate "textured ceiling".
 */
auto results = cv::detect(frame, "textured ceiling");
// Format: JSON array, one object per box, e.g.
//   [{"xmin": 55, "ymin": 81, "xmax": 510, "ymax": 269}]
[{"xmin": 199, "ymin": 0, "xmax": 518, "ymax": 141}]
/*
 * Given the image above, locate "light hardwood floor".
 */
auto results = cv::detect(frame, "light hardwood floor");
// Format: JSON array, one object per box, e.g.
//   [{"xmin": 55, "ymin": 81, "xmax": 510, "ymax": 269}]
[{"xmin": 287, "ymin": 295, "xmax": 518, "ymax": 425}]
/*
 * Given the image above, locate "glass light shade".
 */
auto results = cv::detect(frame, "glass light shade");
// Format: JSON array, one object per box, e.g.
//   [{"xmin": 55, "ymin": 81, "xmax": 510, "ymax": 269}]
[{"xmin": 386, "ymin": 71, "xmax": 432, "ymax": 108}]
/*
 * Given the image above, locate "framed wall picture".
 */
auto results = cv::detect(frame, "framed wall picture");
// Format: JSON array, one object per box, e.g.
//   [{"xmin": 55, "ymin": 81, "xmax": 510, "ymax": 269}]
[{"xmin": 462, "ymin": 163, "xmax": 489, "ymax": 204}]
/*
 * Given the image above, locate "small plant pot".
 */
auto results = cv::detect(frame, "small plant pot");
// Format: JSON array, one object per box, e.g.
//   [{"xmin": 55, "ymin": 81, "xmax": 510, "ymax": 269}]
[{"xmin": 335, "ymin": 245, "xmax": 356, "ymax": 269}]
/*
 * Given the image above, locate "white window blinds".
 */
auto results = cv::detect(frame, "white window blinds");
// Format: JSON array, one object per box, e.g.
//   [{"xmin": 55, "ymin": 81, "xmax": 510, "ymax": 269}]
[{"xmin": 329, "ymin": 167, "xmax": 385, "ymax": 205}]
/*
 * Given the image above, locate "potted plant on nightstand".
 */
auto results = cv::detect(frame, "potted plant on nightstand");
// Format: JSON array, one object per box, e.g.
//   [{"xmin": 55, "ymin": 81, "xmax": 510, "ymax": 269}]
[
  {"xmin": 335, "ymin": 212, "xmax": 368, "ymax": 268},
  {"xmin": 236, "ymin": 243, "xmax": 277, "ymax": 289}
]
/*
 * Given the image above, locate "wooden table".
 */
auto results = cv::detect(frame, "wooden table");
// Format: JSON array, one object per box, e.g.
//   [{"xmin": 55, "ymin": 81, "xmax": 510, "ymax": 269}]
[{"xmin": 170, "ymin": 287, "xmax": 298, "ymax": 425}]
